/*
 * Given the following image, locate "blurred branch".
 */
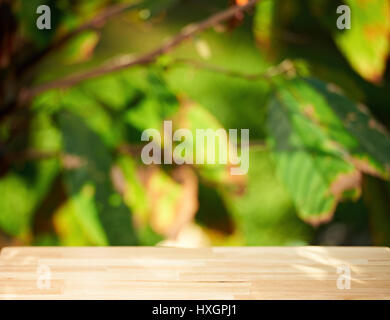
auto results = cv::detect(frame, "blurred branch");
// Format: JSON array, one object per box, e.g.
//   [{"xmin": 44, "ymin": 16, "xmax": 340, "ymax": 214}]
[
  {"xmin": 249, "ymin": 139, "xmax": 267, "ymax": 149},
  {"xmin": 2, "ymin": 149, "xmax": 60, "ymax": 164},
  {"xmin": 117, "ymin": 144, "xmax": 146, "ymax": 157},
  {"xmin": 18, "ymin": 1, "xmax": 142, "ymax": 77},
  {"xmin": 169, "ymin": 58, "xmax": 295, "ymax": 81},
  {"xmin": 0, "ymin": 228, "xmax": 24, "ymax": 249},
  {"xmin": 20, "ymin": 0, "xmax": 259, "ymax": 103}
]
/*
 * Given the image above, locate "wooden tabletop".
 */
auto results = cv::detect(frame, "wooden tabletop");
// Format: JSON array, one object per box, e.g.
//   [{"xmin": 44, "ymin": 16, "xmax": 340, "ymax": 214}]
[{"xmin": 0, "ymin": 246, "xmax": 389, "ymax": 300}]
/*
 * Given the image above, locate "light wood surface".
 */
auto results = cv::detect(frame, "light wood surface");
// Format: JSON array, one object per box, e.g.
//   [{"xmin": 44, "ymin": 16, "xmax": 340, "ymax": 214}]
[{"xmin": 0, "ymin": 246, "xmax": 389, "ymax": 300}]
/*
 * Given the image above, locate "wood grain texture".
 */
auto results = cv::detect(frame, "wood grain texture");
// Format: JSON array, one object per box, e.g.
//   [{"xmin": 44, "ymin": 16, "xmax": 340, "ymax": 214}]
[{"xmin": 0, "ymin": 246, "xmax": 389, "ymax": 300}]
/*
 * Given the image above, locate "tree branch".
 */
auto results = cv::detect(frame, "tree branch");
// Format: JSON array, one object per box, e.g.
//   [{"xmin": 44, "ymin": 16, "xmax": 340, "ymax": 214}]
[
  {"xmin": 169, "ymin": 58, "xmax": 295, "ymax": 81},
  {"xmin": 18, "ymin": 1, "xmax": 142, "ymax": 77},
  {"xmin": 20, "ymin": 0, "xmax": 259, "ymax": 103}
]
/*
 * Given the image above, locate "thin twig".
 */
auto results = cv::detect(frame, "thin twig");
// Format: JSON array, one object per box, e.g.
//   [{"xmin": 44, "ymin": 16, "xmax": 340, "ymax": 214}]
[
  {"xmin": 170, "ymin": 58, "xmax": 269, "ymax": 81},
  {"xmin": 20, "ymin": 0, "xmax": 259, "ymax": 103},
  {"xmin": 168, "ymin": 58, "xmax": 296, "ymax": 83},
  {"xmin": 3, "ymin": 149, "xmax": 60, "ymax": 163}
]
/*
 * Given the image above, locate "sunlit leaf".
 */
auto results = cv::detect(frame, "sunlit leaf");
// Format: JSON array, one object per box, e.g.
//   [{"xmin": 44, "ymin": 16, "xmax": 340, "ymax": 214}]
[
  {"xmin": 334, "ymin": 0, "xmax": 390, "ymax": 83},
  {"xmin": 62, "ymin": 30, "xmax": 100, "ymax": 64},
  {"xmin": 172, "ymin": 99, "xmax": 247, "ymax": 190},
  {"xmin": 116, "ymin": 155, "xmax": 150, "ymax": 221},
  {"xmin": 268, "ymin": 77, "xmax": 390, "ymax": 225},
  {"xmin": 306, "ymin": 78, "xmax": 390, "ymax": 179},
  {"xmin": 141, "ymin": 166, "xmax": 198, "ymax": 239},
  {"xmin": 53, "ymin": 183, "xmax": 108, "ymax": 246},
  {"xmin": 268, "ymin": 79, "xmax": 360, "ymax": 224},
  {"xmin": 253, "ymin": 0, "xmax": 276, "ymax": 54}
]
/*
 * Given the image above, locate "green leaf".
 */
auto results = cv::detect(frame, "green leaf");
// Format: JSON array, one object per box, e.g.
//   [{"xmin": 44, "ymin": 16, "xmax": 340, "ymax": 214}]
[
  {"xmin": 124, "ymin": 71, "xmax": 179, "ymax": 132},
  {"xmin": 61, "ymin": 30, "xmax": 100, "ymax": 64},
  {"xmin": 268, "ymin": 77, "xmax": 390, "ymax": 225},
  {"xmin": 253, "ymin": 0, "xmax": 276, "ymax": 54},
  {"xmin": 117, "ymin": 155, "xmax": 150, "ymax": 220},
  {"xmin": 306, "ymin": 78, "xmax": 390, "ymax": 179},
  {"xmin": 268, "ymin": 79, "xmax": 357, "ymax": 224},
  {"xmin": 0, "ymin": 113, "xmax": 60, "ymax": 238},
  {"xmin": 334, "ymin": 0, "xmax": 390, "ymax": 83},
  {"xmin": 0, "ymin": 174, "xmax": 39, "ymax": 237},
  {"xmin": 53, "ymin": 183, "xmax": 108, "ymax": 246},
  {"xmin": 81, "ymin": 73, "xmax": 140, "ymax": 112},
  {"xmin": 0, "ymin": 160, "xmax": 58, "ymax": 239},
  {"xmin": 58, "ymin": 111, "xmax": 137, "ymax": 245},
  {"xmin": 60, "ymin": 87, "xmax": 117, "ymax": 146},
  {"xmin": 172, "ymin": 100, "xmax": 246, "ymax": 190}
]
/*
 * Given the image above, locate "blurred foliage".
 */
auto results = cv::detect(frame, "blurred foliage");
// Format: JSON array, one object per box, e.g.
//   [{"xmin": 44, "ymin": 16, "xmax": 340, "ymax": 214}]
[{"xmin": 1, "ymin": 0, "xmax": 390, "ymax": 248}]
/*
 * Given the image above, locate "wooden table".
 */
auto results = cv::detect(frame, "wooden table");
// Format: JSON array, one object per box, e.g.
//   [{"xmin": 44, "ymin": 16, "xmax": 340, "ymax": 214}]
[{"xmin": 0, "ymin": 246, "xmax": 389, "ymax": 300}]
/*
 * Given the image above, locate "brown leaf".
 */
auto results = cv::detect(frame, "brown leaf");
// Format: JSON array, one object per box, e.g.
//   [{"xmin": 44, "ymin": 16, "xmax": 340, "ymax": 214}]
[
  {"xmin": 143, "ymin": 166, "xmax": 199, "ymax": 239},
  {"xmin": 61, "ymin": 154, "xmax": 86, "ymax": 170},
  {"xmin": 330, "ymin": 169, "xmax": 362, "ymax": 200},
  {"xmin": 110, "ymin": 165, "xmax": 127, "ymax": 196}
]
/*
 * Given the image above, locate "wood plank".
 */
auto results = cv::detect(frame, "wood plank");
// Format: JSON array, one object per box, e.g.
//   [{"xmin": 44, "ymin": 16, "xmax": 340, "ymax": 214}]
[{"xmin": 0, "ymin": 246, "xmax": 389, "ymax": 300}]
